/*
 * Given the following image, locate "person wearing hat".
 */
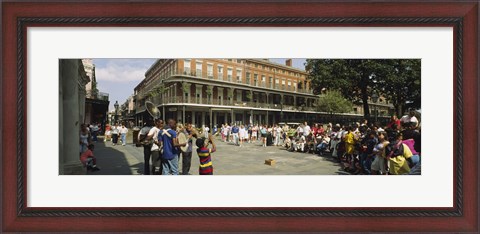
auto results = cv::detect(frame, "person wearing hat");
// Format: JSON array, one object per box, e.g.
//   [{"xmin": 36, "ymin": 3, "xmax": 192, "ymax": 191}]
[{"xmin": 196, "ymin": 134, "xmax": 216, "ymax": 175}]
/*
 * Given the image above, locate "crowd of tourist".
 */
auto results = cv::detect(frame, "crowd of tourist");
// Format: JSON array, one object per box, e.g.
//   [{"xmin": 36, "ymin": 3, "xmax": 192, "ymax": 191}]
[
  {"xmin": 79, "ymin": 109, "xmax": 421, "ymax": 175},
  {"xmin": 218, "ymin": 110, "xmax": 421, "ymax": 175}
]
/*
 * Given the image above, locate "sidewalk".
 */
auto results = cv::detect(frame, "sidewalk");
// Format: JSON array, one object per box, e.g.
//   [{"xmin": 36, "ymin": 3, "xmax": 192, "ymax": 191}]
[
  {"xmin": 87, "ymin": 135, "xmax": 144, "ymax": 175},
  {"xmin": 86, "ymin": 131, "xmax": 346, "ymax": 175}
]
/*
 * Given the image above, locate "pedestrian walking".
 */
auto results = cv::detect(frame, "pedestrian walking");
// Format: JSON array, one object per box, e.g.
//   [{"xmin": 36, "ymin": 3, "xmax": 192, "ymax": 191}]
[
  {"xmin": 111, "ymin": 123, "xmax": 119, "ymax": 146},
  {"xmin": 119, "ymin": 123, "xmax": 128, "ymax": 146}
]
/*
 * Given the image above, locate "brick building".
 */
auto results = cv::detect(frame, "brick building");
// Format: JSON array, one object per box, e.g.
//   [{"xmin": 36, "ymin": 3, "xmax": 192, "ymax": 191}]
[{"xmin": 134, "ymin": 59, "xmax": 393, "ymax": 127}]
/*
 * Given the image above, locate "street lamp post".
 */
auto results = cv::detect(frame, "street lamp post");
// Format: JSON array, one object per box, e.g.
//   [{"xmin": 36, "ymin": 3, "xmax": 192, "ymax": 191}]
[
  {"xmin": 114, "ymin": 100, "xmax": 119, "ymax": 125},
  {"xmin": 371, "ymin": 92, "xmax": 379, "ymax": 124}
]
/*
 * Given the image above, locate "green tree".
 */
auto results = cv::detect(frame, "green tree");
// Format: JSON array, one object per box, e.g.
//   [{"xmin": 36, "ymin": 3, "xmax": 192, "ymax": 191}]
[
  {"xmin": 317, "ymin": 90, "xmax": 353, "ymax": 114},
  {"xmin": 377, "ymin": 59, "xmax": 421, "ymax": 116},
  {"xmin": 306, "ymin": 59, "xmax": 384, "ymax": 119},
  {"xmin": 306, "ymin": 59, "xmax": 420, "ymax": 119}
]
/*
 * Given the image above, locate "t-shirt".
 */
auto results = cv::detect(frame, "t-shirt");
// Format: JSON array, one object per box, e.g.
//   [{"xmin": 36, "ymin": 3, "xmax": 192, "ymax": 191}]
[
  {"xmin": 160, "ymin": 128, "xmax": 178, "ymax": 160},
  {"xmin": 303, "ymin": 125, "xmax": 311, "ymax": 136},
  {"xmin": 184, "ymin": 130, "xmax": 193, "ymax": 153},
  {"xmin": 119, "ymin": 127, "xmax": 128, "ymax": 134},
  {"xmin": 148, "ymin": 127, "xmax": 161, "ymax": 151},
  {"xmin": 232, "ymin": 126, "xmax": 239, "ymax": 134},
  {"xmin": 111, "ymin": 126, "xmax": 119, "ymax": 134},
  {"xmin": 400, "ymin": 115, "xmax": 419, "ymax": 125},
  {"xmin": 197, "ymin": 146, "xmax": 215, "ymax": 175},
  {"xmin": 80, "ymin": 149, "xmax": 93, "ymax": 166}
]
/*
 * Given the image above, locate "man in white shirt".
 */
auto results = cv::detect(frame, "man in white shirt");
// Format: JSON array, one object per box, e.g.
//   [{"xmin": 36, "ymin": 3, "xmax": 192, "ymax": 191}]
[
  {"xmin": 204, "ymin": 125, "xmax": 210, "ymax": 138},
  {"xmin": 303, "ymin": 122, "xmax": 311, "ymax": 137},
  {"xmin": 274, "ymin": 125, "xmax": 283, "ymax": 146},
  {"xmin": 146, "ymin": 119, "xmax": 164, "ymax": 175},
  {"xmin": 400, "ymin": 110, "xmax": 419, "ymax": 128}
]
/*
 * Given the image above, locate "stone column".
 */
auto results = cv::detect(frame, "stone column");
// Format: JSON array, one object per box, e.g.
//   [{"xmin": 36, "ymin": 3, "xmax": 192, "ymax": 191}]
[
  {"xmin": 60, "ymin": 59, "xmax": 89, "ymax": 175},
  {"xmin": 201, "ymin": 111, "xmax": 206, "ymax": 126},
  {"xmin": 192, "ymin": 111, "xmax": 196, "ymax": 126},
  {"xmin": 177, "ymin": 109, "xmax": 182, "ymax": 123},
  {"xmin": 196, "ymin": 84, "xmax": 203, "ymax": 104},
  {"xmin": 213, "ymin": 112, "xmax": 217, "ymax": 127},
  {"xmin": 174, "ymin": 83, "xmax": 177, "ymax": 103},
  {"xmin": 217, "ymin": 87, "xmax": 224, "ymax": 105},
  {"xmin": 242, "ymin": 111, "xmax": 246, "ymax": 125}
]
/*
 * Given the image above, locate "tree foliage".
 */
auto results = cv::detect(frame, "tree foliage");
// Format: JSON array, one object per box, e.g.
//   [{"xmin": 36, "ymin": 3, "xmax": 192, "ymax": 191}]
[
  {"xmin": 305, "ymin": 59, "xmax": 421, "ymax": 117},
  {"xmin": 317, "ymin": 90, "xmax": 353, "ymax": 114},
  {"xmin": 377, "ymin": 59, "xmax": 421, "ymax": 116}
]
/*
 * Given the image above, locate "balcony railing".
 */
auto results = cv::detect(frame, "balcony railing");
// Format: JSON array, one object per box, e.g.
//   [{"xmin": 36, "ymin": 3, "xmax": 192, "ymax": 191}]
[
  {"xmin": 144, "ymin": 96, "xmax": 317, "ymax": 111},
  {"xmin": 86, "ymin": 90, "xmax": 109, "ymax": 101}
]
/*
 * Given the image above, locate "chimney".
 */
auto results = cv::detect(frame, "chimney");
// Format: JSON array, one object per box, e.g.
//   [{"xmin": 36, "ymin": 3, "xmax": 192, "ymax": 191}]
[{"xmin": 285, "ymin": 59, "xmax": 292, "ymax": 67}]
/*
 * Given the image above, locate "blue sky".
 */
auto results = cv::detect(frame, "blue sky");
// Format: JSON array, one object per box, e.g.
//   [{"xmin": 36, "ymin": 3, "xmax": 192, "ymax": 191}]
[{"xmin": 93, "ymin": 58, "xmax": 307, "ymax": 111}]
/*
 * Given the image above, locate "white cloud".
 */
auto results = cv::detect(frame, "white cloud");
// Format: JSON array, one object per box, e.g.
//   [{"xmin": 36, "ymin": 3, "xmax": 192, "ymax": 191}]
[{"xmin": 95, "ymin": 59, "xmax": 155, "ymax": 83}]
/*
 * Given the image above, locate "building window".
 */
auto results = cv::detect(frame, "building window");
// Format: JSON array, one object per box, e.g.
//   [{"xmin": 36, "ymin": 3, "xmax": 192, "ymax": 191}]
[
  {"xmin": 227, "ymin": 68, "xmax": 233, "ymax": 82},
  {"xmin": 261, "ymin": 75, "xmax": 266, "ymax": 87},
  {"xmin": 196, "ymin": 62, "xmax": 202, "ymax": 77},
  {"xmin": 254, "ymin": 74, "xmax": 258, "ymax": 86},
  {"xmin": 269, "ymin": 76, "xmax": 273, "ymax": 88},
  {"xmin": 294, "ymin": 82, "xmax": 297, "ymax": 91},
  {"xmin": 207, "ymin": 64, "xmax": 213, "ymax": 79},
  {"xmin": 246, "ymin": 72, "xmax": 251, "ymax": 85},
  {"xmin": 228, "ymin": 59, "xmax": 233, "ymax": 62},
  {"xmin": 275, "ymin": 78, "xmax": 279, "ymax": 89},
  {"xmin": 282, "ymin": 79, "xmax": 286, "ymax": 90},
  {"xmin": 236, "ymin": 59, "xmax": 242, "ymax": 64},
  {"xmin": 218, "ymin": 66, "xmax": 224, "ymax": 80},
  {"xmin": 288, "ymin": 81, "xmax": 292, "ymax": 91},
  {"xmin": 236, "ymin": 69, "xmax": 242, "ymax": 83},
  {"xmin": 353, "ymin": 107, "xmax": 358, "ymax": 113},
  {"xmin": 183, "ymin": 59, "xmax": 191, "ymax": 74}
]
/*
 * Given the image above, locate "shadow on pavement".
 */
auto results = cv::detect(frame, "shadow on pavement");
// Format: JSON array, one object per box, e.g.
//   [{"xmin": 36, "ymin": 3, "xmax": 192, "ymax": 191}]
[{"xmin": 86, "ymin": 139, "xmax": 144, "ymax": 175}]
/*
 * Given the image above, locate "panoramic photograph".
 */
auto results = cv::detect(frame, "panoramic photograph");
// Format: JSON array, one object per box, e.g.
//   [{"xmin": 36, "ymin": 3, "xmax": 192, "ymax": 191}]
[{"xmin": 59, "ymin": 58, "xmax": 421, "ymax": 176}]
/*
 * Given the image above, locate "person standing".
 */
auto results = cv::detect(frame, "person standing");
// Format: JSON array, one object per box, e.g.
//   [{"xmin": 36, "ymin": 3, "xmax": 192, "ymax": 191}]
[
  {"xmin": 303, "ymin": 122, "xmax": 311, "ymax": 137},
  {"xmin": 79, "ymin": 124, "xmax": 91, "ymax": 155},
  {"xmin": 146, "ymin": 119, "xmax": 164, "ymax": 175},
  {"xmin": 274, "ymin": 124, "xmax": 283, "ymax": 146},
  {"xmin": 238, "ymin": 125, "xmax": 246, "ymax": 147},
  {"xmin": 222, "ymin": 123, "xmax": 229, "ymax": 142},
  {"xmin": 111, "ymin": 123, "xmax": 119, "ymax": 146},
  {"xmin": 231, "ymin": 124, "xmax": 239, "ymax": 146},
  {"xmin": 138, "ymin": 120, "xmax": 153, "ymax": 175},
  {"xmin": 159, "ymin": 119, "xmax": 186, "ymax": 175},
  {"xmin": 90, "ymin": 123, "xmax": 99, "ymax": 142},
  {"xmin": 181, "ymin": 123, "xmax": 197, "ymax": 175},
  {"xmin": 119, "ymin": 123, "xmax": 128, "ymax": 146},
  {"xmin": 196, "ymin": 134, "xmax": 216, "ymax": 175},
  {"xmin": 204, "ymin": 125, "xmax": 210, "ymax": 138}
]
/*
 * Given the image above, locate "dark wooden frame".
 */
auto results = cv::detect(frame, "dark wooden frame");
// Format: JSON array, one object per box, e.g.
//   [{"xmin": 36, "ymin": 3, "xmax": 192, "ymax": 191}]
[{"xmin": 2, "ymin": 1, "xmax": 478, "ymax": 232}]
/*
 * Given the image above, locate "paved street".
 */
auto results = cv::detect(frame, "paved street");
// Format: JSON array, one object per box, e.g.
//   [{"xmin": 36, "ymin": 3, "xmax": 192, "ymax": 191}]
[{"xmin": 88, "ymin": 133, "xmax": 348, "ymax": 175}]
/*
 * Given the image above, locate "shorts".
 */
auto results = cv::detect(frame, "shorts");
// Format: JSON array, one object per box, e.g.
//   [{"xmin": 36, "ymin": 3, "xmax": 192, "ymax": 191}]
[{"xmin": 371, "ymin": 156, "xmax": 386, "ymax": 173}]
